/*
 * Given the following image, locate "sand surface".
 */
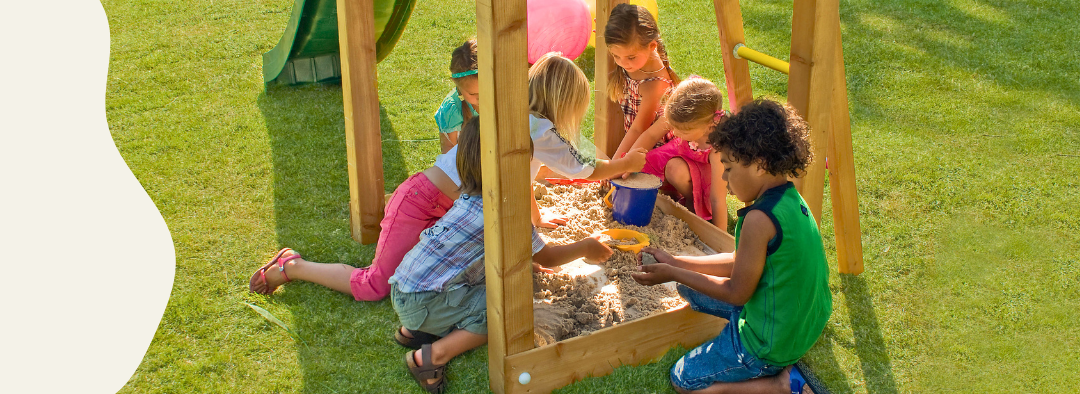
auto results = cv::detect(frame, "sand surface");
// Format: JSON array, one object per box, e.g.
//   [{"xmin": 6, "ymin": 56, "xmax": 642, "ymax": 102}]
[{"xmin": 531, "ymin": 182, "xmax": 711, "ymax": 346}]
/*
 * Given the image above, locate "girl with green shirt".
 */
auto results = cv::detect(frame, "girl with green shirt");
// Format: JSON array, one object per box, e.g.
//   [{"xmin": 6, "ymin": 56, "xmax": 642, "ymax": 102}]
[{"xmin": 633, "ymin": 99, "xmax": 831, "ymax": 394}]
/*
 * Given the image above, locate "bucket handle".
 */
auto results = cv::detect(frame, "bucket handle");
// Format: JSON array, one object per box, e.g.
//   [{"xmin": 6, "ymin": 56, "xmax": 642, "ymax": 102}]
[{"xmin": 604, "ymin": 187, "xmax": 614, "ymax": 208}]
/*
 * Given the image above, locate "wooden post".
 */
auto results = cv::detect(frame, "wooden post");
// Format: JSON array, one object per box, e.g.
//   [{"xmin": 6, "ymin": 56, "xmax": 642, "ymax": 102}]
[
  {"xmin": 825, "ymin": 28, "xmax": 864, "ymax": 274},
  {"xmin": 786, "ymin": 0, "xmax": 840, "ymax": 226},
  {"xmin": 713, "ymin": 0, "xmax": 754, "ymax": 112},
  {"xmin": 476, "ymin": 0, "xmax": 533, "ymax": 392},
  {"xmin": 593, "ymin": 0, "xmax": 627, "ymax": 159},
  {"xmin": 336, "ymin": 0, "xmax": 384, "ymax": 244}
]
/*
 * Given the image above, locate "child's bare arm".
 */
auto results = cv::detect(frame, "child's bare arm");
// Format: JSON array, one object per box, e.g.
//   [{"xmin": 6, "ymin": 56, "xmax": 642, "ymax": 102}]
[
  {"xmin": 585, "ymin": 149, "xmax": 647, "ymax": 180},
  {"xmin": 634, "ymin": 210, "xmax": 774, "ymax": 306},
  {"xmin": 709, "ymin": 151, "xmax": 728, "ymax": 229},
  {"xmin": 642, "ymin": 246, "xmax": 734, "ymax": 277},
  {"xmin": 629, "ymin": 116, "xmax": 671, "ymax": 152},
  {"xmin": 531, "ymin": 190, "xmax": 567, "ymax": 229},
  {"xmin": 614, "ymin": 80, "xmax": 668, "ymax": 157},
  {"xmin": 533, "ymin": 237, "xmax": 614, "ymax": 268},
  {"xmin": 440, "ymin": 131, "xmax": 459, "ymax": 154}
]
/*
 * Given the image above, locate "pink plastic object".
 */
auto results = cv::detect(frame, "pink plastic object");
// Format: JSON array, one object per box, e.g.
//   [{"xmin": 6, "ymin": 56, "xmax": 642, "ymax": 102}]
[{"xmin": 527, "ymin": 0, "xmax": 592, "ymax": 63}]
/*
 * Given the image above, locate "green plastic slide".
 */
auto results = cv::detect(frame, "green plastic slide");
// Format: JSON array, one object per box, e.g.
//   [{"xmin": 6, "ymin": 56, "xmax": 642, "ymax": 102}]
[{"xmin": 262, "ymin": 0, "xmax": 416, "ymax": 85}]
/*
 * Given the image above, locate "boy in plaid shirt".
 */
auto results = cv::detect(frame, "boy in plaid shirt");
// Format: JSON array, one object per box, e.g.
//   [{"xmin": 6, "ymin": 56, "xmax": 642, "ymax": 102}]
[{"xmin": 390, "ymin": 117, "xmax": 614, "ymax": 393}]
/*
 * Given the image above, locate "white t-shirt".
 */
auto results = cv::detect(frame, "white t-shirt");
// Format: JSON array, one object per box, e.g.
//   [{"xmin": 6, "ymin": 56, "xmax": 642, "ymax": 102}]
[
  {"xmin": 528, "ymin": 115, "xmax": 595, "ymax": 181},
  {"xmin": 433, "ymin": 145, "xmax": 462, "ymax": 187}
]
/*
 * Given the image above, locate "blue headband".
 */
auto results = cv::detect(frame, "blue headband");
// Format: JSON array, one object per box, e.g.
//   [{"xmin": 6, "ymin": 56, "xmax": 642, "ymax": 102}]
[{"xmin": 451, "ymin": 69, "xmax": 478, "ymax": 78}]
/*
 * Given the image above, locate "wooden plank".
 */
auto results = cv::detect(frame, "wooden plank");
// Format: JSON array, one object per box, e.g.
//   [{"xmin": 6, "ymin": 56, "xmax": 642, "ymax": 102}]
[
  {"xmin": 593, "ymin": 0, "xmax": 628, "ymax": 159},
  {"xmin": 476, "ymin": 0, "xmax": 533, "ymax": 393},
  {"xmin": 787, "ymin": 0, "xmax": 839, "ymax": 225},
  {"xmin": 505, "ymin": 306, "xmax": 724, "ymax": 393},
  {"xmin": 825, "ymin": 27, "xmax": 865, "ymax": 275},
  {"xmin": 336, "ymin": 0, "xmax": 384, "ymax": 244},
  {"xmin": 656, "ymin": 195, "xmax": 736, "ymax": 253},
  {"xmin": 713, "ymin": 0, "xmax": 754, "ymax": 112}
]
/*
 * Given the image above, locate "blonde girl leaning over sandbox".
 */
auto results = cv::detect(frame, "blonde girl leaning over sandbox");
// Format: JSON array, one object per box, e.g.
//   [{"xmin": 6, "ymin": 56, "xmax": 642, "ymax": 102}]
[{"xmin": 527, "ymin": 52, "xmax": 647, "ymax": 228}]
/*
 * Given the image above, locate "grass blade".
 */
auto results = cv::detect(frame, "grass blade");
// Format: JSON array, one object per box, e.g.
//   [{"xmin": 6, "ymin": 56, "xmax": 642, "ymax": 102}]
[{"xmin": 244, "ymin": 302, "xmax": 306, "ymax": 345}]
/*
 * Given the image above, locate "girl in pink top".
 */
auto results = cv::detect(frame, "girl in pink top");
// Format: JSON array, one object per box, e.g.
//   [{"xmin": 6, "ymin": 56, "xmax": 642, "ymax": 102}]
[{"xmin": 641, "ymin": 77, "xmax": 729, "ymax": 230}]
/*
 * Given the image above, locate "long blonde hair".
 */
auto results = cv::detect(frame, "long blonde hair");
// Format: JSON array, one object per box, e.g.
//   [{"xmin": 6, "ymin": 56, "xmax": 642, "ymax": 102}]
[
  {"xmin": 603, "ymin": 3, "xmax": 680, "ymax": 103},
  {"xmin": 528, "ymin": 52, "xmax": 590, "ymax": 144}
]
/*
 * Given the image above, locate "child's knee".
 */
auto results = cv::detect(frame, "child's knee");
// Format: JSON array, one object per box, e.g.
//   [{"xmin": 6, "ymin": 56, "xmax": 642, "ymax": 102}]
[{"xmin": 665, "ymin": 158, "xmax": 690, "ymax": 180}]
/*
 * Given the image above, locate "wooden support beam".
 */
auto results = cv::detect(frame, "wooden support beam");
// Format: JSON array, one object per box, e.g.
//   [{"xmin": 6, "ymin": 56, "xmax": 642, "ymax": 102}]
[
  {"xmin": 787, "ymin": 0, "xmax": 840, "ymax": 226},
  {"xmin": 593, "ymin": 0, "xmax": 628, "ymax": 159},
  {"xmin": 825, "ymin": 28, "xmax": 865, "ymax": 275},
  {"xmin": 336, "ymin": 0, "xmax": 384, "ymax": 244},
  {"xmin": 476, "ymin": 0, "xmax": 533, "ymax": 392},
  {"xmin": 713, "ymin": 0, "xmax": 754, "ymax": 112}
]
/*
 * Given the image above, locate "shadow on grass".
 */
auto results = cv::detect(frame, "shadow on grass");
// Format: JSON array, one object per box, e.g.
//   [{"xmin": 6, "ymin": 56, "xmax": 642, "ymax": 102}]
[
  {"xmin": 841, "ymin": 274, "xmax": 899, "ymax": 394},
  {"xmin": 256, "ymin": 84, "xmax": 428, "ymax": 393}
]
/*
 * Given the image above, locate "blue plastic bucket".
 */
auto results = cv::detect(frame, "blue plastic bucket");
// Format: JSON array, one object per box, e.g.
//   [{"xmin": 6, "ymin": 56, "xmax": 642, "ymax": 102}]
[{"xmin": 606, "ymin": 174, "xmax": 662, "ymax": 226}]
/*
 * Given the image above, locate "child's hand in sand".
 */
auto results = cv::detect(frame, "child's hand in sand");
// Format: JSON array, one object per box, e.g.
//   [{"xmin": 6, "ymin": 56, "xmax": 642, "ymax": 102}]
[
  {"xmin": 532, "ymin": 262, "xmax": 555, "ymax": 274},
  {"xmin": 631, "ymin": 263, "xmax": 676, "ymax": 286},
  {"xmin": 535, "ymin": 209, "xmax": 568, "ymax": 229},
  {"xmin": 583, "ymin": 236, "xmax": 614, "ymax": 263},
  {"xmin": 641, "ymin": 247, "xmax": 677, "ymax": 267}
]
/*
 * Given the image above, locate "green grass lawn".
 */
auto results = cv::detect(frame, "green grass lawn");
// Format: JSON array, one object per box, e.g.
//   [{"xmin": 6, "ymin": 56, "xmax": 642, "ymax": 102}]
[{"xmin": 104, "ymin": 0, "xmax": 1079, "ymax": 392}]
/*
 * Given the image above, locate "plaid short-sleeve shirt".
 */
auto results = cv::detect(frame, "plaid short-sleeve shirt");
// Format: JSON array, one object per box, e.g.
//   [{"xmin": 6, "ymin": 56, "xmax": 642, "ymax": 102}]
[{"xmin": 389, "ymin": 193, "xmax": 547, "ymax": 293}]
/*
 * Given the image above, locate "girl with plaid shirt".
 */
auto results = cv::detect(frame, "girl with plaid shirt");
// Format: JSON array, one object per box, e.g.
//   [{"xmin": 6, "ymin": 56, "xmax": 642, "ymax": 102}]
[{"xmin": 603, "ymin": 3, "xmax": 682, "ymax": 161}]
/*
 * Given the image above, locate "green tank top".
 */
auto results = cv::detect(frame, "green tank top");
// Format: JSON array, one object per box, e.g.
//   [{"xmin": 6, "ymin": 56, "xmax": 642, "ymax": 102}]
[{"xmin": 734, "ymin": 182, "xmax": 831, "ymax": 366}]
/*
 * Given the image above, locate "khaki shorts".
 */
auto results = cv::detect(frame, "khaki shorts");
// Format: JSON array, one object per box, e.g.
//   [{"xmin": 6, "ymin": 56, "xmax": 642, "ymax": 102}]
[{"xmin": 390, "ymin": 283, "xmax": 487, "ymax": 337}]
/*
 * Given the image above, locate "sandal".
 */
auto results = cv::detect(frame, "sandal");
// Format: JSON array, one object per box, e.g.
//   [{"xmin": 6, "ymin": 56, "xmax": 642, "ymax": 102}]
[
  {"xmin": 405, "ymin": 344, "xmax": 447, "ymax": 394},
  {"xmin": 395, "ymin": 327, "xmax": 442, "ymax": 350},
  {"xmin": 248, "ymin": 248, "xmax": 302, "ymax": 294}
]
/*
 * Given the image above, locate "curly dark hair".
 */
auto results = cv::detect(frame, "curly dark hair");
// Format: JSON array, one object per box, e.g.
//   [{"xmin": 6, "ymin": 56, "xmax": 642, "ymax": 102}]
[{"xmin": 707, "ymin": 99, "xmax": 813, "ymax": 178}]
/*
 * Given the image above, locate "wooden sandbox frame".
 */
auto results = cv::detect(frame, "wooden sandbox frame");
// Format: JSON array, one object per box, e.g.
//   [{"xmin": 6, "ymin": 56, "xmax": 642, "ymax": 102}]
[{"xmin": 333, "ymin": 0, "xmax": 864, "ymax": 392}]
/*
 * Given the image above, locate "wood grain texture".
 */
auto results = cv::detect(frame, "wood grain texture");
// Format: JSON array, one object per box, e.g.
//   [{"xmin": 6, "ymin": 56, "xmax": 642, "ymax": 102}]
[
  {"xmin": 504, "ymin": 306, "xmax": 723, "ymax": 394},
  {"xmin": 825, "ymin": 28, "xmax": 865, "ymax": 275},
  {"xmin": 336, "ymin": 0, "xmax": 384, "ymax": 244},
  {"xmin": 787, "ymin": 0, "xmax": 840, "ymax": 226},
  {"xmin": 476, "ymin": 0, "xmax": 533, "ymax": 392},
  {"xmin": 713, "ymin": 0, "xmax": 754, "ymax": 112},
  {"xmin": 593, "ymin": 0, "xmax": 629, "ymax": 158}
]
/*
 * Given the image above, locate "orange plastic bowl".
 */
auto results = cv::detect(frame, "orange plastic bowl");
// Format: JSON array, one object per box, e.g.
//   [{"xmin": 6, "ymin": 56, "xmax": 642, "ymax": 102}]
[{"xmin": 601, "ymin": 229, "xmax": 650, "ymax": 253}]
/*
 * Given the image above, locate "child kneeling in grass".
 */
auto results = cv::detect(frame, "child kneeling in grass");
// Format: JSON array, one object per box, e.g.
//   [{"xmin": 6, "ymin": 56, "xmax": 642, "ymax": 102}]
[
  {"xmin": 389, "ymin": 117, "xmax": 614, "ymax": 394},
  {"xmin": 633, "ymin": 99, "xmax": 831, "ymax": 394}
]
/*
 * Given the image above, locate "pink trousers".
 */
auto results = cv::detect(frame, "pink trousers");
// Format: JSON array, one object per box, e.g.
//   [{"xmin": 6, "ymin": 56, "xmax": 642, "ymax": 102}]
[{"xmin": 349, "ymin": 172, "xmax": 454, "ymax": 301}]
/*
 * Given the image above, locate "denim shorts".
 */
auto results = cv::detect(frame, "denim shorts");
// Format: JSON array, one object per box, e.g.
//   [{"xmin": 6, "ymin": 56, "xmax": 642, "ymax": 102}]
[
  {"xmin": 670, "ymin": 284, "xmax": 783, "ymax": 391},
  {"xmin": 390, "ymin": 283, "xmax": 487, "ymax": 337}
]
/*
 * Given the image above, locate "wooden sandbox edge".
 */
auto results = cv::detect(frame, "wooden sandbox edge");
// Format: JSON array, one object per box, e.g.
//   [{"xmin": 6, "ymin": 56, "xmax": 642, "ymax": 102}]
[{"xmin": 504, "ymin": 305, "xmax": 725, "ymax": 393}]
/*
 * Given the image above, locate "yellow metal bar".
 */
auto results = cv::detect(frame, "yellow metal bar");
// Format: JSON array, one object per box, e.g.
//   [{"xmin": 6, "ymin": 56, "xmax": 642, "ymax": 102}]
[{"xmin": 734, "ymin": 43, "xmax": 790, "ymax": 75}]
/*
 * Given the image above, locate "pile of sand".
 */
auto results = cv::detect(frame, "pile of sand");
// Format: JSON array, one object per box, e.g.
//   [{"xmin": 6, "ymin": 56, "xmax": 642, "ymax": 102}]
[{"xmin": 531, "ymin": 182, "xmax": 710, "ymax": 347}]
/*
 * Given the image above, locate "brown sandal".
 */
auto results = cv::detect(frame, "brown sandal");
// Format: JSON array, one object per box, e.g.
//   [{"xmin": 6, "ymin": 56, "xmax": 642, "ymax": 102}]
[
  {"xmin": 395, "ymin": 327, "xmax": 441, "ymax": 350},
  {"xmin": 405, "ymin": 344, "xmax": 447, "ymax": 394}
]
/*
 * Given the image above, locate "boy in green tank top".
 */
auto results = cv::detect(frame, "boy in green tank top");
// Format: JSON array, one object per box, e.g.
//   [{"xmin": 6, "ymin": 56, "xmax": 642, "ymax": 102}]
[{"xmin": 633, "ymin": 99, "xmax": 831, "ymax": 394}]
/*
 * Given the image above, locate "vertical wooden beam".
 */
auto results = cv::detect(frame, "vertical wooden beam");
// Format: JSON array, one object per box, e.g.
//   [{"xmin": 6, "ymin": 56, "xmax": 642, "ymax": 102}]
[
  {"xmin": 337, "ymin": 0, "xmax": 384, "ymax": 244},
  {"xmin": 593, "ymin": 0, "xmax": 628, "ymax": 159},
  {"xmin": 713, "ymin": 0, "xmax": 754, "ymax": 112},
  {"xmin": 826, "ymin": 27, "xmax": 865, "ymax": 275},
  {"xmin": 476, "ymin": 0, "xmax": 533, "ymax": 393},
  {"xmin": 787, "ymin": 0, "xmax": 839, "ymax": 226}
]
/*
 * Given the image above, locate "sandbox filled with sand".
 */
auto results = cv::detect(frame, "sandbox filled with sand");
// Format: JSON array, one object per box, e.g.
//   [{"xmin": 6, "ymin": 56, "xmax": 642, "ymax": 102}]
[{"xmin": 531, "ymin": 182, "xmax": 719, "ymax": 346}]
